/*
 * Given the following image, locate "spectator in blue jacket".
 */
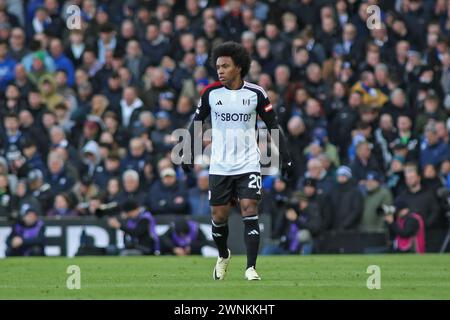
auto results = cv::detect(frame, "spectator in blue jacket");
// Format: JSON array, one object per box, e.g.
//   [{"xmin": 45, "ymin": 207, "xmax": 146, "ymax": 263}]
[
  {"xmin": 0, "ymin": 40, "xmax": 17, "ymax": 90},
  {"xmin": 188, "ymin": 170, "xmax": 211, "ymax": 216},
  {"xmin": 420, "ymin": 122, "xmax": 450, "ymax": 169},
  {"xmin": 49, "ymin": 38, "xmax": 75, "ymax": 87},
  {"xmin": 147, "ymin": 167, "xmax": 189, "ymax": 215}
]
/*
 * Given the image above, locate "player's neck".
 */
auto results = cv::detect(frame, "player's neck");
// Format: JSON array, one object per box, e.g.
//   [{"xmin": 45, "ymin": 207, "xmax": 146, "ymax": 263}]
[{"xmin": 225, "ymin": 78, "xmax": 244, "ymax": 90}]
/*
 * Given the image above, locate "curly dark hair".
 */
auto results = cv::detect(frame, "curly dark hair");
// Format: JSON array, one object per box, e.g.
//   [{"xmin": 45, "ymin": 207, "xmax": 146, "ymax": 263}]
[{"xmin": 211, "ymin": 41, "xmax": 251, "ymax": 78}]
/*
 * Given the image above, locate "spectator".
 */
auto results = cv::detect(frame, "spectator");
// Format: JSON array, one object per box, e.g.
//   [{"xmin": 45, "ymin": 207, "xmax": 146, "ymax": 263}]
[
  {"xmin": 361, "ymin": 171, "xmax": 394, "ymax": 232},
  {"xmin": 297, "ymin": 158, "xmax": 334, "ymax": 196},
  {"xmin": 329, "ymin": 166, "xmax": 364, "ymax": 230},
  {"xmin": 47, "ymin": 192, "xmax": 78, "ymax": 217},
  {"xmin": 260, "ymin": 175, "xmax": 291, "ymax": 238},
  {"xmin": 420, "ymin": 122, "xmax": 450, "ymax": 169},
  {"xmin": 117, "ymin": 169, "xmax": 146, "ymax": 208},
  {"xmin": 267, "ymin": 191, "xmax": 321, "ymax": 255},
  {"xmin": 188, "ymin": 170, "xmax": 210, "ymax": 217},
  {"xmin": 45, "ymin": 151, "xmax": 75, "ymax": 196},
  {"xmin": 147, "ymin": 167, "xmax": 189, "ymax": 215},
  {"xmin": 107, "ymin": 200, "xmax": 160, "ymax": 255},
  {"xmin": 0, "ymin": 40, "xmax": 16, "ymax": 90},
  {"xmin": 6, "ymin": 206, "xmax": 45, "ymax": 256},
  {"xmin": 415, "ymin": 94, "xmax": 447, "ymax": 135},
  {"xmin": 26, "ymin": 169, "xmax": 52, "ymax": 214},
  {"xmin": 160, "ymin": 217, "xmax": 209, "ymax": 256},
  {"xmin": 396, "ymin": 165, "xmax": 443, "ymax": 230},
  {"xmin": 350, "ymin": 140, "xmax": 383, "ymax": 184}
]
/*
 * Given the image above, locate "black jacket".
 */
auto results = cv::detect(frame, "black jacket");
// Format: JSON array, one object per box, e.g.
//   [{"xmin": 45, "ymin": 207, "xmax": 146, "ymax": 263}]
[
  {"xmin": 396, "ymin": 187, "xmax": 443, "ymax": 229},
  {"xmin": 329, "ymin": 180, "xmax": 364, "ymax": 230}
]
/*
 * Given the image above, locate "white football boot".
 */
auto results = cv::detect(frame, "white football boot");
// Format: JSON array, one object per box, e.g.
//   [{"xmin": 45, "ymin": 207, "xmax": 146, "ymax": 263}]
[
  {"xmin": 213, "ymin": 249, "xmax": 231, "ymax": 280},
  {"xmin": 245, "ymin": 266, "xmax": 261, "ymax": 281}
]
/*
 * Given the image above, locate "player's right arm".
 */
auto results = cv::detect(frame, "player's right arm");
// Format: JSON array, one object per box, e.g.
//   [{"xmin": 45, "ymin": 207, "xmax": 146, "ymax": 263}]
[{"xmin": 182, "ymin": 88, "xmax": 211, "ymax": 172}]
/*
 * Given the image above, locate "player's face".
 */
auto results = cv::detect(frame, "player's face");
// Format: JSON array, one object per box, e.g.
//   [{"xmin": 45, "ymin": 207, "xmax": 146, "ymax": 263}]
[{"xmin": 216, "ymin": 56, "xmax": 241, "ymax": 86}]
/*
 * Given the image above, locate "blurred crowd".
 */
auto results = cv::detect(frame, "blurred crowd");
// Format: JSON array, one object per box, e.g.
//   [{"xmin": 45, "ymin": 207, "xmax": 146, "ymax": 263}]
[{"xmin": 1, "ymin": 0, "xmax": 450, "ymax": 255}]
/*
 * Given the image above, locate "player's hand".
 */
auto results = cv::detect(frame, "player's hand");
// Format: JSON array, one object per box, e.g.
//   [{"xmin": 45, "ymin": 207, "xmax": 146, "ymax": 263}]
[
  {"xmin": 281, "ymin": 160, "xmax": 294, "ymax": 181},
  {"xmin": 181, "ymin": 153, "xmax": 194, "ymax": 174}
]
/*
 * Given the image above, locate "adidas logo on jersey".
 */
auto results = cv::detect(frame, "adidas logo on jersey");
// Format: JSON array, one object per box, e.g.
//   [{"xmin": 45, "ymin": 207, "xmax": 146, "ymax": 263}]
[
  {"xmin": 216, "ymin": 100, "xmax": 223, "ymax": 106},
  {"xmin": 248, "ymin": 230, "xmax": 259, "ymax": 235}
]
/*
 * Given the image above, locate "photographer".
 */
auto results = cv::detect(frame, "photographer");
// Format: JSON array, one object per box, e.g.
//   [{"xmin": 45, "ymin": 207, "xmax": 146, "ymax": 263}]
[
  {"xmin": 107, "ymin": 200, "xmax": 160, "ymax": 255},
  {"xmin": 5, "ymin": 206, "xmax": 45, "ymax": 256},
  {"xmin": 160, "ymin": 217, "xmax": 209, "ymax": 256},
  {"xmin": 263, "ymin": 192, "xmax": 322, "ymax": 255},
  {"xmin": 384, "ymin": 199, "xmax": 425, "ymax": 254}
]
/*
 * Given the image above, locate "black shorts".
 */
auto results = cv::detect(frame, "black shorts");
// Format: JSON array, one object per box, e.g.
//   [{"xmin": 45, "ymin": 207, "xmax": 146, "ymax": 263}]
[{"xmin": 209, "ymin": 172, "xmax": 262, "ymax": 206}]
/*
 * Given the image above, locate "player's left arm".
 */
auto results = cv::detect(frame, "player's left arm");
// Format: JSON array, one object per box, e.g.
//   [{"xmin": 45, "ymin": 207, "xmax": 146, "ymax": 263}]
[{"xmin": 256, "ymin": 92, "xmax": 293, "ymax": 177}]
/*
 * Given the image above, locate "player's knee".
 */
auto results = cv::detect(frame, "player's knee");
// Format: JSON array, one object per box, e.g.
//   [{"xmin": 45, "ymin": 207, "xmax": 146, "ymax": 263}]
[
  {"xmin": 241, "ymin": 203, "xmax": 258, "ymax": 216},
  {"xmin": 211, "ymin": 209, "xmax": 228, "ymax": 223}
]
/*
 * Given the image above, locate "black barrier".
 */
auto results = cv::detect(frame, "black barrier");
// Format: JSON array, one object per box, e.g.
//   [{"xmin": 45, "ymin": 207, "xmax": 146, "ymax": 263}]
[{"xmin": 0, "ymin": 214, "xmax": 272, "ymax": 257}]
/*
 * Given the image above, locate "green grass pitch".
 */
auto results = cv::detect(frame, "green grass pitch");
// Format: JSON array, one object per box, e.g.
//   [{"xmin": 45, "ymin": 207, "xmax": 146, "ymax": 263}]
[{"xmin": 1, "ymin": 254, "xmax": 449, "ymax": 299}]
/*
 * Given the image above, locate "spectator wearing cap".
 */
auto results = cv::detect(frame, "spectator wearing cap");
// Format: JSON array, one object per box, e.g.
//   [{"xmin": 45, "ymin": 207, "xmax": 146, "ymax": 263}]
[
  {"xmin": 6, "ymin": 145, "xmax": 29, "ymax": 181},
  {"xmin": 415, "ymin": 94, "xmax": 447, "ymax": 135},
  {"xmin": 117, "ymin": 169, "xmax": 147, "ymax": 209},
  {"xmin": 188, "ymin": 170, "xmax": 211, "ymax": 217},
  {"xmin": 419, "ymin": 122, "xmax": 450, "ymax": 169},
  {"xmin": 80, "ymin": 140, "xmax": 102, "ymax": 179},
  {"xmin": 160, "ymin": 217, "xmax": 209, "ymax": 256},
  {"xmin": 384, "ymin": 198, "xmax": 425, "ymax": 254},
  {"xmin": 304, "ymin": 127, "xmax": 340, "ymax": 168},
  {"xmin": 329, "ymin": 166, "xmax": 364, "ymax": 230},
  {"xmin": 47, "ymin": 192, "xmax": 79, "ymax": 217},
  {"xmin": 350, "ymin": 140, "xmax": 383, "ymax": 184},
  {"xmin": 26, "ymin": 169, "xmax": 53, "ymax": 214},
  {"xmin": 150, "ymin": 110, "xmax": 174, "ymax": 154},
  {"xmin": 5, "ymin": 205, "xmax": 46, "ymax": 256},
  {"xmin": 360, "ymin": 171, "xmax": 394, "ymax": 232},
  {"xmin": 38, "ymin": 74, "xmax": 64, "ymax": 112},
  {"xmin": 96, "ymin": 22, "xmax": 118, "ymax": 65},
  {"xmin": 147, "ymin": 167, "xmax": 189, "ymax": 215},
  {"xmin": 157, "ymin": 91, "xmax": 176, "ymax": 113},
  {"xmin": 107, "ymin": 200, "xmax": 160, "ymax": 255}
]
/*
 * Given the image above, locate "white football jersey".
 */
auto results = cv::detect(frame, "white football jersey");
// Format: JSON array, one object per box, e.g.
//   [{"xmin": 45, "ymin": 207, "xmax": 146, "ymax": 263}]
[{"xmin": 193, "ymin": 81, "xmax": 274, "ymax": 176}]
